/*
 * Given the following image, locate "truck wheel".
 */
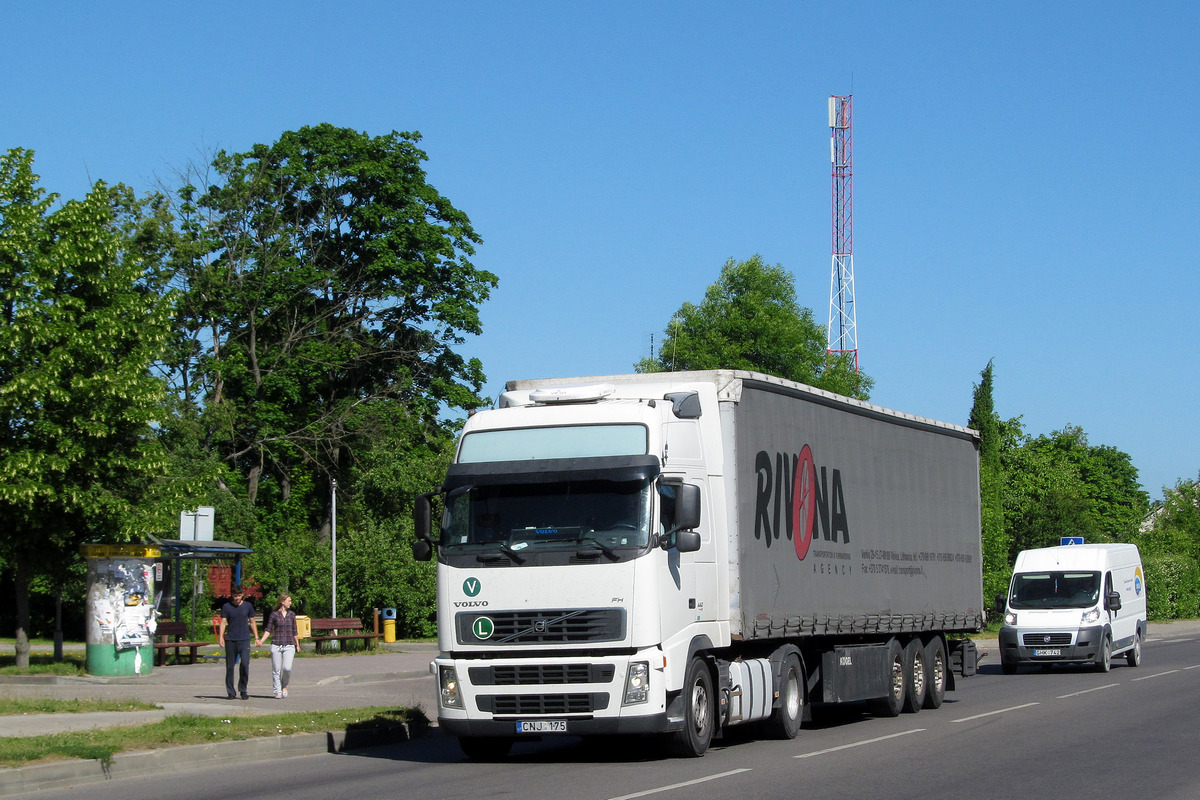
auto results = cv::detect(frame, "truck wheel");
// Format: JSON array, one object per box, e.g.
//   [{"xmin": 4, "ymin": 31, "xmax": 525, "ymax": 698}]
[
  {"xmin": 669, "ymin": 657, "xmax": 715, "ymax": 757},
  {"xmin": 1125, "ymin": 636, "xmax": 1142, "ymax": 667},
  {"xmin": 766, "ymin": 653, "xmax": 803, "ymax": 739},
  {"xmin": 868, "ymin": 639, "xmax": 905, "ymax": 718},
  {"xmin": 459, "ymin": 736, "xmax": 513, "ymax": 760},
  {"xmin": 922, "ymin": 638, "xmax": 947, "ymax": 709},
  {"xmin": 901, "ymin": 639, "xmax": 926, "ymax": 714},
  {"xmin": 1095, "ymin": 635, "xmax": 1112, "ymax": 673}
]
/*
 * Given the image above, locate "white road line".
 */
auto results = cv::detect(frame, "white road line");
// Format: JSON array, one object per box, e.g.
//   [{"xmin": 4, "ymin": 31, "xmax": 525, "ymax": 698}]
[
  {"xmin": 1131, "ymin": 669, "xmax": 1181, "ymax": 682},
  {"xmin": 1184, "ymin": 664, "xmax": 1200, "ymax": 671},
  {"xmin": 951, "ymin": 702, "xmax": 1040, "ymax": 723},
  {"xmin": 606, "ymin": 768, "xmax": 753, "ymax": 800},
  {"xmin": 1058, "ymin": 683, "xmax": 1118, "ymax": 699},
  {"xmin": 793, "ymin": 728, "xmax": 925, "ymax": 759}
]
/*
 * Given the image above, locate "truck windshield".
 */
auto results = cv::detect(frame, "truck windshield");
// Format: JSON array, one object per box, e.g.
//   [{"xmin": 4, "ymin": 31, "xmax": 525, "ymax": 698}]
[
  {"xmin": 442, "ymin": 478, "xmax": 653, "ymax": 554},
  {"xmin": 1009, "ymin": 571, "xmax": 1100, "ymax": 609}
]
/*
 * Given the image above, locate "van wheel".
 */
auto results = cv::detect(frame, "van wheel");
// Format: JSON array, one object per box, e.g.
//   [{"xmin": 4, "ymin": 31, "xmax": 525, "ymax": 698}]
[
  {"xmin": 1095, "ymin": 635, "xmax": 1112, "ymax": 673},
  {"xmin": 922, "ymin": 638, "xmax": 947, "ymax": 709},
  {"xmin": 901, "ymin": 639, "xmax": 926, "ymax": 713},
  {"xmin": 1125, "ymin": 636, "xmax": 1141, "ymax": 667},
  {"xmin": 1001, "ymin": 657, "xmax": 1017, "ymax": 675},
  {"xmin": 669, "ymin": 657, "xmax": 714, "ymax": 757},
  {"xmin": 868, "ymin": 639, "xmax": 905, "ymax": 717},
  {"xmin": 766, "ymin": 653, "xmax": 803, "ymax": 739}
]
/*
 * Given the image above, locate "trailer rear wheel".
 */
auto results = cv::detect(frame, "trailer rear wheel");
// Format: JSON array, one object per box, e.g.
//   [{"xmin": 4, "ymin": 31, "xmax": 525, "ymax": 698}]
[
  {"xmin": 669, "ymin": 657, "xmax": 715, "ymax": 757},
  {"xmin": 868, "ymin": 639, "xmax": 905, "ymax": 717},
  {"xmin": 922, "ymin": 638, "xmax": 947, "ymax": 709},
  {"xmin": 901, "ymin": 638, "xmax": 926, "ymax": 713},
  {"xmin": 766, "ymin": 653, "xmax": 803, "ymax": 739}
]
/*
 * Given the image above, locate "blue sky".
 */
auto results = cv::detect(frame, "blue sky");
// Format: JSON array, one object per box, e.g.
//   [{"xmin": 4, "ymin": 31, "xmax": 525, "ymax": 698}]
[{"xmin": 4, "ymin": 2, "xmax": 1198, "ymax": 500}]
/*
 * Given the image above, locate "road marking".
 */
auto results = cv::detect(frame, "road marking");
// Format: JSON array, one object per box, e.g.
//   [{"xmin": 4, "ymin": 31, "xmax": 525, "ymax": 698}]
[
  {"xmin": 606, "ymin": 768, "xmax": 752, "ymax": 800},
  {"xmin": 1057, "ymin": 683, "xmax": 1118, "ymax": 698},
  {"xmin": 1131, "ymin": 669, "xmax": 1180, "ymax": 682},
  {"xmin": 794, "ymin": 728, "xmax": 925, "ymax": 759},
  {"xmin": 1184, "ymin": 664, "xmax": 1200, "ymax": 671},
  {"xmin": 951, "ymin": 702, "xmax": 1039, "ymax": 723}
]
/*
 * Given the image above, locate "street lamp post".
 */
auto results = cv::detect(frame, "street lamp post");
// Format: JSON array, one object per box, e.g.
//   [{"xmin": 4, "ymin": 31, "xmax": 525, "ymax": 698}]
[{"xmin": 331, "ymin": 479, "xmax": 338, "ymax": 621}]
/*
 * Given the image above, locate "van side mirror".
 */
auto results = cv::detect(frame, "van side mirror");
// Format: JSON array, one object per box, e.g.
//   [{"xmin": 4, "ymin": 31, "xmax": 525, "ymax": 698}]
[
  {"xmin": 1105, "ymin": 590, "xmax": 1122, "ymax": 611},
  {"xmin": 412, "ymin": 494, "xmax": 434, "ymax": 562}
]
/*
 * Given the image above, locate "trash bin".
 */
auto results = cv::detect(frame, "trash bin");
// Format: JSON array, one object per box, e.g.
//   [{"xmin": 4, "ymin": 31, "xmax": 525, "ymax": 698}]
[
  {"xmin": 80, "ymin": 544, "xmax": 159, "ymax": 676},
  {"xmin": 383, "ymin": 608, "xmax": 397, "ymax": 643},
  {"xmin": 295, "ymin": 614, "xmax": 311, "ymax": 640}
]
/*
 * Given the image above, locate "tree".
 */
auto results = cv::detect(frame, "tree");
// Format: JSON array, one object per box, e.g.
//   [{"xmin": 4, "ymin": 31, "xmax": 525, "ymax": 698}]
[
  {"xmin": 0, "ymin": 148, "xmax": 177, "ymax": 667},
  {"xmin": 968, "ymin": 361, "xmax": 1009, "ymax": 605},
  {"xmin": 166, "ymin": 125, "xmax": 496, "ymax": 605},
  {"xmin": 635, "ymin": 255, "xmax": 873, "ymax": 399}
]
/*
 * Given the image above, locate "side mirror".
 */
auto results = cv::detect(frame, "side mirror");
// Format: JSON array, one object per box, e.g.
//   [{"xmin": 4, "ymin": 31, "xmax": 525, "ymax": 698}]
[
  {"xmin": 675, "ymin": 530, "xmax": 702, "ymax": 553},
  {"xmin": 660, "ymin": 483, "xmax": 702, "ymax": 551},
  {"xmin": 412, "ymin": 494, "xmax": 434, "ymax": 562},
  {"xmin": 1105, "ymin": 590, "xmax": 1122, "ymax": 611}
]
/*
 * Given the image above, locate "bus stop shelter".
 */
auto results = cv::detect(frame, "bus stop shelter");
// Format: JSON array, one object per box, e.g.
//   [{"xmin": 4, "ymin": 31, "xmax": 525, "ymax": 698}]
[{"xmin": 147, "ymin": 537, "xmax": 254, "ymax": 623}]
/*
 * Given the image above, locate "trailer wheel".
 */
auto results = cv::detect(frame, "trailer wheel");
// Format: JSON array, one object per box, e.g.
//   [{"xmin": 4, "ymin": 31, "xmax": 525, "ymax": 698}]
[
  {"xmin": 901, "ymin": 639, "xmax": 926, "ymax": 714},
  {"xmin": 922, "ymin": 638, "xmax": 947, "ymax": 709},
  {"xmin": 669, "ymin": 657, "xmax": 715, "ymax": 757},
  {"xmin": 868, "ymin": 639, "xmax": 905, "ymax": 717},
  {"xmin": 1125, "ymin": 635, "xmax": 1142, "ymax": 667},
  {"xmin": 766, "ymin": 653, "xmax": 804, "ymax": 739},
  {"xmin": 458, "ymin": 736, "xmax": 513, "ymax": 760},
  {"xmin": 1095, "ymin": 635, "xmax": 1112, "ymax": 673}
]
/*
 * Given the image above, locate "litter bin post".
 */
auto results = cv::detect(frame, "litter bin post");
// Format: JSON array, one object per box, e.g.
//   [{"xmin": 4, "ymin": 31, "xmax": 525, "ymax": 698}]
[
  {"xmin": 80, "ymin": 544, "xmax": 160, "ymax": 677},
  {"xmin": 383, "ymin": 607, "xmax": 397, "ymax": 643}
]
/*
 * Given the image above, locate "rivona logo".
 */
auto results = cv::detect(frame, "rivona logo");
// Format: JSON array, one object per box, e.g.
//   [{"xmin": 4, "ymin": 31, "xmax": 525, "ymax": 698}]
[{"xmin": 754, "ymin": 444, "xmax": 850, "ymax": 560}]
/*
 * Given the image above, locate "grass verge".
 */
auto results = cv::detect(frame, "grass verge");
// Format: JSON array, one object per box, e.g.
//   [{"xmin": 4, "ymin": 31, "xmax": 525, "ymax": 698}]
[
  {"xmin": 0, "ymin": 653, "xmax": 86, "ymax": 676},
  {"xmin": 0, "ymin": 698, "xmax": 159, "ymax": 715},
  {"xmin": 0, "ymin": 706, "xmax": 423, "ymax": 768}
]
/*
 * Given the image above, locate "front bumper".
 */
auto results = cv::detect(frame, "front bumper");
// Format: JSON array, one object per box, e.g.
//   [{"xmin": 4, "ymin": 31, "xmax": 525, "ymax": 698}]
[{"xmin": 999, "ymin": 624, "xmax": 1105, "ymax": 664}]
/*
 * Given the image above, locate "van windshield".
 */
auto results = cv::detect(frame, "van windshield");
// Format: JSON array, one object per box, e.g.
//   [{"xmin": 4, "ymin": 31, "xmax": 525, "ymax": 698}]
[{"xmin": 1009, "ymin": 571, "xmax": 1100, "ymax": 609}]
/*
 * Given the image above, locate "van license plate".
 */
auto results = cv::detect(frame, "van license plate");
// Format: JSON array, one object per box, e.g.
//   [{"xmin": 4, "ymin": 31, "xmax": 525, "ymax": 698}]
[
  {"xmin": 1033, "ymin": 648, "xmax": 1061, "ymax": 657},
  {"xmin": 516, "ymin": 720, "xmax": 567, "ymax": 733}
]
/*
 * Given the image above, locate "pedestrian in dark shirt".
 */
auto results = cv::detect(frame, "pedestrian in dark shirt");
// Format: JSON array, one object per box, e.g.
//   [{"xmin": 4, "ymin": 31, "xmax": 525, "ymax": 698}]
[
  {"xmin": 257, "ymin": 593, "xmax": 298, "ymax": 699},
  {"xmin": 218, "ymin": 586, "xmax": 259, "ymax": 700}
]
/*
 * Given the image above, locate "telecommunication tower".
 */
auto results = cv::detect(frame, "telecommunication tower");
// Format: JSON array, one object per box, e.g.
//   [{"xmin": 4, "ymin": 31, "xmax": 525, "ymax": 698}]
[{"xmin": 827, "ymin": 94, "xmax": 858, "ymax": 371}]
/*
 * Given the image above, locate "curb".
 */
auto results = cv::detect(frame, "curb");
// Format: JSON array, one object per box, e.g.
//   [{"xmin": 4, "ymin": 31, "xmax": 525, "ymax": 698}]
[{"xmin": 0, "ymin": 720, "xmax": 427, "ymax": 797}]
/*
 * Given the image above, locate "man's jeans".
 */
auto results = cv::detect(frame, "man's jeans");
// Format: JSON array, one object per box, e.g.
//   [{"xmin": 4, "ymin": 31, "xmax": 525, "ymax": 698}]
[{"xmin": 225, "ymin": 638, "xmax": 251, "ymax": 697}]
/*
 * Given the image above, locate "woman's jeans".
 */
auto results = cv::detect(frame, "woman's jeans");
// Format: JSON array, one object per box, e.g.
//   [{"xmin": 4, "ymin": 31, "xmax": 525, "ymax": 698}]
[{"xmin": 270, "ymin": 644, "xmax": 295, "ymax": 695}]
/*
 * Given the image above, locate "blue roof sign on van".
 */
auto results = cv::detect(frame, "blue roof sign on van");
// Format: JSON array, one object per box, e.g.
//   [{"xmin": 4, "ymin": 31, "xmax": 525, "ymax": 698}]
[{"xmin": 1061, "ymin": 537, "xmax": 1085, "ymax": 545}]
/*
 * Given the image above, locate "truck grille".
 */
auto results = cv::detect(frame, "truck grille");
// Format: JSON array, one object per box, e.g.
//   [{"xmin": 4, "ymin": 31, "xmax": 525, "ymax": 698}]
[
  {"xmin": 456, "ymin": 608, "xmax": 625, "ymax": 645},
  {"xmin": 477, "ymin": 693, "xmax": 609, "ymax": 715},
  {"xmin": 1022, "ymin": 632, "xmax": 1073, "ymax": 646},
  {"xmin": 469, "ymin": 664, "xmax": 616, "ymax": 685}
]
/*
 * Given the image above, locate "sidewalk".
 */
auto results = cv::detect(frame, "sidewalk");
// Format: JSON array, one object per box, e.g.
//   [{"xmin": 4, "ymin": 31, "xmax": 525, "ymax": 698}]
[{"xmin": 0, "ymin": 640, "xmax": 440, "ymax": 738}]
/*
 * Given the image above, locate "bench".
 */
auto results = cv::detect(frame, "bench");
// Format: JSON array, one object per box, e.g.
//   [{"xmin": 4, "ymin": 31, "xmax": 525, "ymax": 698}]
[
  {"xmin": 309, "ymin": 617, "xmax": 382, "ymax": 653},
  {"xmin": 153, "ymin": 621, "xmax": 210, "ymax": 666}
]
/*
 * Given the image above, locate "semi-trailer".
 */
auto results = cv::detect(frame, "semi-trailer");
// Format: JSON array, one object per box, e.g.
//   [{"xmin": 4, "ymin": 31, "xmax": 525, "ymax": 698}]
[{"xmin": 413, "ymin": 370, "xmax": 983, "ymax": 758}]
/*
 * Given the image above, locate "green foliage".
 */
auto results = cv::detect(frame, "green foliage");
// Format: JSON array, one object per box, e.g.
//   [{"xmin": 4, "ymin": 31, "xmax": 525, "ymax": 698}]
[
  {"xmin": 635, "ymin": 255, "xmax": 874, "ymax": 400},
  {"xmin": 968, "ymin": 361, "xmax": 1009, "ymax": 604},
  {"xmin": 0, "ymin": 148, "xmax": 180, "ymax": 666},
  {"xmin": 1142, "ymin": 552, "xmax": 1200, "ymax": 621}
]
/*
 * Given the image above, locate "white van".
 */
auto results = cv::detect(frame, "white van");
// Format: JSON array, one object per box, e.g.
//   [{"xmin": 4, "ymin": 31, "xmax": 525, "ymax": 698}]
[{"xmin": 997, "ymin": 543, "xmax": 1147, "ymax": 674}]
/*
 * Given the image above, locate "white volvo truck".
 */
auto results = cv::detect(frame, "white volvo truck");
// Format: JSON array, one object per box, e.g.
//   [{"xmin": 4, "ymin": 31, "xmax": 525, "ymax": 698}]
[{"xmin": 413, "ymin": 371, "xmax": 983, "ymax": 758}]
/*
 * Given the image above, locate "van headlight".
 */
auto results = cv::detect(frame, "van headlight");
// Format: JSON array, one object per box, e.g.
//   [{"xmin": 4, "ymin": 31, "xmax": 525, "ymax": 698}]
[
  {"xmin": 1004, "ymin": 611, "xmax": 1017, "ymax": 626},
  {"xmin": 623, "ymin": 661, "xmax": 649, "ymax": 705},
  {"xmin": 1081, "ymin": 608, "xmax": 1101, "ymax": 625},
  {"xmin": 439, "ymin": 665, "xmax": 464, "ymax": 709}
]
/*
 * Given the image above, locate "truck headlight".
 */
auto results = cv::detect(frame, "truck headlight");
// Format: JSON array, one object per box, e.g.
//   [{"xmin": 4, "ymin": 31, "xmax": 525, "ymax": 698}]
[
  {"xmin": 1004, "ymin": 611, "xmax": 1017, "ymax": 626},
  {"xmin": 623, "ymin": 661, "xmax": 650, "ymax": 705},
  {"xmin": 1081, "ymin": 608, "xmax": 1101, "ymax": 624},
  {"xmin": 439, "ymin": 665, "xmax": 464, "ymax": 709}
]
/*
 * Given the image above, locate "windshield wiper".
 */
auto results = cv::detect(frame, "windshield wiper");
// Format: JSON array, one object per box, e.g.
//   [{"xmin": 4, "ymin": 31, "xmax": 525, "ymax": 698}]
[
  {"xmin": 576, "ymin": 533, "xmax": 619, "ymax": 560},
  {"xmin": 476, "ymin": 542, "xmax": 526, "ymax": 564}
]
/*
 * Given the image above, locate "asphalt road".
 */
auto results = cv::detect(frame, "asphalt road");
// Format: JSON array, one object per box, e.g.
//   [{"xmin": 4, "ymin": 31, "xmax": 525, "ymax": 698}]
[{"xmin": 8, "ymin": 624, "xmax": 1199, "ymax": 800}]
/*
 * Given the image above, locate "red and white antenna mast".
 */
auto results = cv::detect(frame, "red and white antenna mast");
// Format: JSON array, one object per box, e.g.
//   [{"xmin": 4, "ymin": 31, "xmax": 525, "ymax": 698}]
[{"xmin": 827, "ymin": 94, "xmax": 858, "ymax": 371}]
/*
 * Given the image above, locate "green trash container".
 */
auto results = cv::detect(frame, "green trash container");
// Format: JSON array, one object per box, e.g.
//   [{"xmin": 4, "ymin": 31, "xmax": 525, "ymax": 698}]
[{"xmin": 81, "ymin": 544, "xmax": 159, "ymax": 676}]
